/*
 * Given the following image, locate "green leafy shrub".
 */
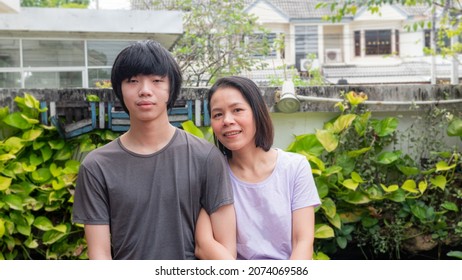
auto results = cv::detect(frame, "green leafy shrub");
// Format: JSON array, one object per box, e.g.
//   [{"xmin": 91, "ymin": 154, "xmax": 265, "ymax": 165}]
[
  {"xmin": 286, "ymin": 91, "xmax": 461, "ymax": 259},
  {"xmin": 0, "ymin": 93, "xmax": 117, "ymax": 259},
  {"xmin": 2, "ymin": 92, "xmax": 460, "ymax": 259}
]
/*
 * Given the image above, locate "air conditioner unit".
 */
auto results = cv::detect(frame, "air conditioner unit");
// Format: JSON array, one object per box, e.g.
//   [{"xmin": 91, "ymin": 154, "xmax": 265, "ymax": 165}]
[
  {"xmin": 299, "ymin": 59, "xmax": 311, "ymax": 72},
  {"xmin": 325, "ymin": 48, "xmax": 341, "ymax": 63}
]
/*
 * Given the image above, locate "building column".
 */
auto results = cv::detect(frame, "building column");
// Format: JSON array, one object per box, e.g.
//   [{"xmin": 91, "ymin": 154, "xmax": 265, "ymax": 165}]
[
  {"xmin": 343, "ymin": 24, "xmax": 351, "ymax": 64},
  {"xmin": 318, "ymin": 25, "xmax": 324, "ymax": 63}
]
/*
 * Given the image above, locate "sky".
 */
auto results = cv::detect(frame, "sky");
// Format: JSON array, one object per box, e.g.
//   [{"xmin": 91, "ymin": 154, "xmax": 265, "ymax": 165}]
[{"xmin": 88, "ymin": 0, "xmax": 131, "ymax": 10}]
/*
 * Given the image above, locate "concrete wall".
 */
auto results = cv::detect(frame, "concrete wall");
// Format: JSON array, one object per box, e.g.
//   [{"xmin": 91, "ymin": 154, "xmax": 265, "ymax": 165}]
[{"xmin": 1, "ymin": 85, "xmax": 461, "ymax": 152}]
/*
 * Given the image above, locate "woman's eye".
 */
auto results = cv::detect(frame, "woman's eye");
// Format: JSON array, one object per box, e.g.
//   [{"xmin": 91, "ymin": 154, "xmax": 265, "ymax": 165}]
[{"xmin": 212, "ymin": 113, "xmax": 222, "ymax": 119}]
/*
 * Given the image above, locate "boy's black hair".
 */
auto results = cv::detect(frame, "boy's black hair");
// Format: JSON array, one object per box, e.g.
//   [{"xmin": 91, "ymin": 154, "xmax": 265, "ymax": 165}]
[
  {"xmin": 111, "ymin": 40, "xmax": 183, "ymax": 114},
  {"xmin": 207, "ymin": 76, "xmax": 274, "ymax": 158}
]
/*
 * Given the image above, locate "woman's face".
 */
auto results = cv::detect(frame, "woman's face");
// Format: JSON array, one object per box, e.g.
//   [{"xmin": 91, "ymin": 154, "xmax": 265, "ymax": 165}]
[{"xmin": 210, "ymin": 87, "xmax": 256, "ymax": 153}]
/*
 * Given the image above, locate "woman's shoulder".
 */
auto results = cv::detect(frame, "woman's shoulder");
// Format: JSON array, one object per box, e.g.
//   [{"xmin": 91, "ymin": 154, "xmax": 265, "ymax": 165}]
[
  {"xmin": 275, "ymin": 148, "xmax": 306, "ymax": 162},
  {"xmin": 274, "ymin": 149, "xmax": 312, "ymax": 174}
]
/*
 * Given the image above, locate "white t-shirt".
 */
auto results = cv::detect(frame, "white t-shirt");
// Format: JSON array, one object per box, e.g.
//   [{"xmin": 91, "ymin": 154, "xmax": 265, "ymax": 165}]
[{"xmin": 230, "ymin": 149, "xmax": 321, "ymax": 260}]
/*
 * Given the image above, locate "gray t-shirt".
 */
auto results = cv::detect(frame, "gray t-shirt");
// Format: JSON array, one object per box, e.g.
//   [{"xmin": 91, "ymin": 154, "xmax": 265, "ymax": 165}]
[{"xmin": 72, "ymin": 129, "xmax": 233, "ymax": 260}]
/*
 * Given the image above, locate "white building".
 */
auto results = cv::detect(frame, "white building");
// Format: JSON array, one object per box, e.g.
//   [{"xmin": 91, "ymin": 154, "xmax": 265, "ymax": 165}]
[
  {"xmin": 0, "ymin": 1, "xmax": 182, "ymax": 88},
  {"xmin": 244, "ymin": 0, "xmax": 461, "ymax": 84},
  {"xmin": 1, "ymin": 0, "xmax": 460, "ymax": 88}
]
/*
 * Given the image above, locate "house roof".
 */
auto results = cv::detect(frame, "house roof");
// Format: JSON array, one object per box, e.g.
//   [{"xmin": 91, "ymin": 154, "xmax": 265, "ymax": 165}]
[
  {"xmin": 0, "ymin": 7, "xmax": 183, "ymax": 49},
  {"xmin": 240, "ymin": 68, "xmax": 299, "ymax": 85},
  {"xmin": 245, "ymin": 0, "xmax": 429, "ymax": 20}
]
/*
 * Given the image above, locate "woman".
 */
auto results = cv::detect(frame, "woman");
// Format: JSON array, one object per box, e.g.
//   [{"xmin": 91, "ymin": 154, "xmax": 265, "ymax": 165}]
[{"xmin": 195, "ymin": 76, "xmax": 320, "ymax": 260}]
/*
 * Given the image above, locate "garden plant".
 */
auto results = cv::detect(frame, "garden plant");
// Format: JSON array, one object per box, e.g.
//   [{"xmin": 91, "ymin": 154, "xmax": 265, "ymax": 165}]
[
  {"xmin": 285, "ymin": 91, "xmax": 462, "ymax": 259},
  {"xmin": 0, "ymin": 92, "xmax": 460, "ymax": 259}
]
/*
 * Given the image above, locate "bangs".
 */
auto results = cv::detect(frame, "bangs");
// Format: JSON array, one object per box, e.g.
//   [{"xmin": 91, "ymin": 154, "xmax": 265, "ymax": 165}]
[{"xmin": 115, "ymin": 43, "xmax": 170, "ymax": 81}]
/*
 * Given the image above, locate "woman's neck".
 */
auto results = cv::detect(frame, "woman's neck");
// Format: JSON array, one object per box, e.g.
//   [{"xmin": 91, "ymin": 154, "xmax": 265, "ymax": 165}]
[{"xmin": 228, "ymin": 147, "xmax": 278, "ymax": 183}]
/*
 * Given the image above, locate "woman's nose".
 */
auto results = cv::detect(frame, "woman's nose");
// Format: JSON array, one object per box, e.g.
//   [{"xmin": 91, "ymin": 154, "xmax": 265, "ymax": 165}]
[{"xmin": 223, "ymin": 113, "xmax": 234, "ymax": 125}]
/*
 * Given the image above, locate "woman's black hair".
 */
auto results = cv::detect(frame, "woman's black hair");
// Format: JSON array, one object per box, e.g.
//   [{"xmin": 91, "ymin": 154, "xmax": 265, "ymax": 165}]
[
  {"xmin": 111, "ymin": 40, "xmax": 183, "ymax": 114},
  {"xmin": 207, "ymin": 76, "xmax": 274, "ymax": 158}
]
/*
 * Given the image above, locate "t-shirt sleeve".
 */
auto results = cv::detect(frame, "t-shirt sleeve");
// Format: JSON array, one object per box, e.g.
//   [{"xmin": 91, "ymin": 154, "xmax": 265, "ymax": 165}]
[
  {"xmin": 291, "ymin": 155, "xmax": 321, "ymax": 211},
  {"xmin": 72, "ymin": 162, "xmax": 110, "ymax": 225},
  {"xmin": 202, "ymin": 147, "xmax": 234, "ymax": 214}
]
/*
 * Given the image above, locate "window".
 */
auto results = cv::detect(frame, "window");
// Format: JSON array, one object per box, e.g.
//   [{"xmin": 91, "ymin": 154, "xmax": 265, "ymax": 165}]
[
  {"xmin": 424, "ymin": 30, "xmax": 431, "ymax": 49},
  {"xmin": 354, "ymin": 31, "xmax": 361, "ymax": 57},
  {"xmin": 87, "ymin": 41, "xmax": 133, "ymax": 67},
  {"xmin": 88, "ymin": 68, "xmax": 112, "ymax": 88},
  {"xmin": 22, "ymin": 40, "xmax": 85, "ymax": 67},
  {"xmin": 24, "ymin": 71, "xmax": 82, "ymax": 88},
  {"xmin": 87, "ymin": 40, "xmax": 134, "ymax": 87},
  {"xmin": 0, "ymin": 72, "xmax": 21, "ymax": 88},
  {"xmin": 295, "ymin": 25, "xmax": 318, "ymax": 69},
  {"xmin": 365, "ymin": 30, "xmax": 391, "ymax": 55},
  {"xmin": 395, "ymin": 30, "xmax": 399, "ymax": 55},
  {"xmin": 0, "ymin": 39, "xmax": 20, "ymax": 68},
  {"xmin": 248, "ymin": 33, "xmax": 277, "ymax": 58},
  {"xmin": 424, "ymin": 29, "xmax": 451, "ymax": 52},
  {"xmin": 0, "ymin": 39, "xmax": 135, "ymax": 89}
]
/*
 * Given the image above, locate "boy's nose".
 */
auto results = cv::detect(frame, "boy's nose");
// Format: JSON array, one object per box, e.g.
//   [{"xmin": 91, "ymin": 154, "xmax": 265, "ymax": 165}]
[{"xmin": 138, "ymin": 82, "xmax": 153, "ymax": 96}]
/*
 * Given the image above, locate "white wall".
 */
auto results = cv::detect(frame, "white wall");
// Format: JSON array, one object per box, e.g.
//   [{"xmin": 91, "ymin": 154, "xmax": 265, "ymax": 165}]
[{"xmin": 271, "ymin": 110, "xmax": 462, "ymax": 160}]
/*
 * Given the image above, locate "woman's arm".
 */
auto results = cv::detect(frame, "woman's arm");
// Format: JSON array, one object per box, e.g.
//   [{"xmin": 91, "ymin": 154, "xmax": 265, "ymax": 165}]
[
  {"xmin": 290, "ymin": 206, "xmax": 316, "ymax": 260},
  {"xmin": 84, "ymin": 224, "xmax": 112, "ymax": 260},
  {"xmin": 195, "ymin": 206, "xmax": 236, "ymax": 259}
]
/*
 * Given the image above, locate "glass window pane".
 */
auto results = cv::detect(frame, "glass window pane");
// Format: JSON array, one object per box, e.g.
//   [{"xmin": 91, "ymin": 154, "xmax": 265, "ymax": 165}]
[
  {"xmin": 87, "ymin": 41, "xmax": 134, "ymax": 66},
  {"xmin": 378, "ymin": 30, "xmax": 391, "ymax": 54},
  {"xmin": 365, "ymin": 30, "xmax": 378, "ymax": 55},
  {"xmin": 354, "ymin": 31, "xmax": 361, "ymax": 56},
  {"xmin": 23, "ymin": 40, "xmax": 85, "ymax": 67},
  {"xmin": 0, "ymin": 39, "xmax": 20, "ymax": 68},
  {"xmin": 365, "ymin": 30, "xmax": 391, "ymax": 55},
  {"xmin": 0, "ymin": 72, "xmax": 21, "ymax": 88},
  {"xmin": 88, "ymin": 68, "xmax": 112, "ymax": 87},
  {"xmin": 24, "ymin": 71, "xmax": 82, "ymax": 88},
  {"xmin": 424, "ymin": 30, "xmax": 431, "ymax": 49},
  {"xmin": 248, "ymin": 33, "xmax": 277, "ymax": 58}
]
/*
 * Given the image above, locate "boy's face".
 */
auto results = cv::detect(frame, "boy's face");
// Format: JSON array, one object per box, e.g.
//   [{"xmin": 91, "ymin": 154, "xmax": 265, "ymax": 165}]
[{"xmin": 121, "ymin": 74, "xmax": 170, "ymax": 122}]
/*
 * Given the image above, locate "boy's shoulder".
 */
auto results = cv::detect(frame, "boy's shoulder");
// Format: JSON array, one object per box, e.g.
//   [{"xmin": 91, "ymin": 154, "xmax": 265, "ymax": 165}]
[
  {"xmin": 177, "ymin": 128, "xmax": 214, "ymax": 147},
  {"xmin": 81, "ymin": 138, "xmax": 120, "ymax": 162}
]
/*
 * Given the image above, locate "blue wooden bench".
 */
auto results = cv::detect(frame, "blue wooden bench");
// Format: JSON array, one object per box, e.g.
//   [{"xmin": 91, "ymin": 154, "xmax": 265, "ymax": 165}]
[
  {"xmin": 40, "ymin": 99, "xmax": 209, "ymax": 138},
  {"xmin": 107, "ymin": 100, "xmax": 194, "ymax": 132},
  {"xmin": 41, "ymin": 101, "xmax": 97, "ymax": 139}
]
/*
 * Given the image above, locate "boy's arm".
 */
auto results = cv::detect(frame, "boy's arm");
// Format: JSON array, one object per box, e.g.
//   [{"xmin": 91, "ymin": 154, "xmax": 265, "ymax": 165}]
[
  {"xmin": 195, "ymin": 206, "xmax": 236, "ymax": 260},
  {"xmin": 84, "ymin": 224, "xmax": 112, "ymax": 260},
  {"xmin": 290, "ymin": 206, "xmax": 315, "ymax": 260}
]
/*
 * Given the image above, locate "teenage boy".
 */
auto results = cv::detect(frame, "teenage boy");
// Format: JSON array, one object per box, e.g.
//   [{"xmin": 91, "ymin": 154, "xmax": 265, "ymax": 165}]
[{"xmin": 72, "ymin": 40, "xmax": 236, "ymax": 260}]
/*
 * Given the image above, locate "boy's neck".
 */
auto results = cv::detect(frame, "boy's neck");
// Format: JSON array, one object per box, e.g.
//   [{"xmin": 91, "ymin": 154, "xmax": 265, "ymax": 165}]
[{"xmin": 120, "ymin": 122, "xmax": 177, "ymax": 155}]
